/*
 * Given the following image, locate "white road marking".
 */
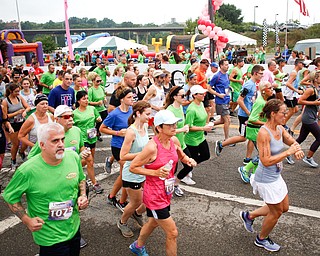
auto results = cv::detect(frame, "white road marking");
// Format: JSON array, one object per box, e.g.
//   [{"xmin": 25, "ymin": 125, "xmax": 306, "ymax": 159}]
[
  {"xmin": 1, "ymin": 165, "xmax": 319, "ymax": 235},
  {"xmin": 0, "ymin": 216, "xmax": 21, "ymax": 235},
  {"xmin": 180, "ymin": 185, "xmax": 320, "ymax": 219}
]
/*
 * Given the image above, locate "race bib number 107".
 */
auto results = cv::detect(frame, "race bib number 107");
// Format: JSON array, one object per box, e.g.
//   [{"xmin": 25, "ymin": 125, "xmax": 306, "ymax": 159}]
[{"xmin": 48, "ymin": 200, "xmax": 73, "ymax": 220}]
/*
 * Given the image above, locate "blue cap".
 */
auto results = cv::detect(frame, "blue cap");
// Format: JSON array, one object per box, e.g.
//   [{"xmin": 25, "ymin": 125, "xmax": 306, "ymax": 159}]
[{"xmin": 210, "ymin": 62, "xmax": 218, "ymax": 68}]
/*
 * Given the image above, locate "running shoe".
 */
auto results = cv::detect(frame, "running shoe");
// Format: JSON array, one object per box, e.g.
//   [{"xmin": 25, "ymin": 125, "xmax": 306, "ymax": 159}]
[
  {"xmin": 93, "ymin": 183, "xmax": 104, "ymax": 194},
  {"xmin": 104, "ymin": 156, "xmax": 112, "ymax": 174},
  {"xmin": 238, "ymin": 166, "xmax": 250, "ymax": 183},
  {"xmin": 129, "ymin": 240, "xmax": 149, "ymax": 256},
  {"xmin": 303, "ymin": 157, "xmax": 319, "ymax": 168},
  {"xmin": 132, "ymin": 211, "xmax": 144, "ymax": 227},
  {"xmin": 80, "ymin": 237, "xmax": 88, "ymax": 249},
  {"xmin": 209, "ymin": 116, "xmax": 216, "ymax": 122},
  {"xmin": 254, "ymin": 235, "xmax": 281, "ymax": 252},
  {"xmin": 181, "ymin": 176, "xmax": 196, "ymax": 185},
  {"xmin": 215, "ymin": 141, "xmax": 223, "ymax": 156},
  {"xmin": 19, "ymin": 151, "xmax": 26, "ymax": 162},
  {"xmin": 107, "ymin": 195, "xmax": 117, "ymax": 207},
  {"xmin": 116, "ymin": 200, "xmax": 128, "ymax": 213},
  {"xmin": 117, "ymin": 220, "xmax": 134, "ymax": 238},
  {"xmin": 10, "ymin": 159, "xmax": 17, "ymax": 171},
  {"xmin": 174, "ymin": 185, "xmax": 184, "ymax": 197},
  {"xmin": 240, "ymin": 211, "xmax": 254, "ymax": 233},
  {"xmin": 243, "ymin": 158, "xmax": 252, "ymax": 165},
  {"xmin": 286, "ymin": 155, "xmax": 295, "ymax": 165}
]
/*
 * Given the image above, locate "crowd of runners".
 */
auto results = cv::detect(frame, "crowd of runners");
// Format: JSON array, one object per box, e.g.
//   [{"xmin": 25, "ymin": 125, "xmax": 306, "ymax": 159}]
[{"xmin": 1, "ymin": 50, "xmax": 319, "ymax": 255}]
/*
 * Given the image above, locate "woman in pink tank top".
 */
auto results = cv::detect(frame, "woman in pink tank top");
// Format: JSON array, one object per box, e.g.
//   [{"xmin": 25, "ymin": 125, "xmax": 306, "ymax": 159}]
[{"xmin": 129, "ymin": 110, "xmax": 197, "ymax": 256}]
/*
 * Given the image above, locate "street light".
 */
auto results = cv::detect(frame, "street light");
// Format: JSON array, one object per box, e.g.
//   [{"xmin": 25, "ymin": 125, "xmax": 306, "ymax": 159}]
[
  {"xmin": 253, "ymin": 6, "xmax": 258, "ymax": 26},
  {"xmin": 275, "ymin": 13, "xmax": 279, "ymax": 22},
  {"xmin": 15, "ymin": 0, "xmax": 21, "ymax": 31}
]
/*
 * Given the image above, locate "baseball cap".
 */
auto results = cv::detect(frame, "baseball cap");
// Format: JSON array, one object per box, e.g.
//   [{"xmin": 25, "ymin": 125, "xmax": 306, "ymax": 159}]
[
  {"xmin": 54, "ymin": 105, "xmax": 73, "ymax": 118},
  {"xmin": 154, "ymin": 110, "xmax": 182, "ymax": 127},
  {"xmin": 295, "ymin": 59, "xmax": 305, "ymax": 65},
  {"xmin": 210, "ymin": 62, "xmax": 218, "ymax": 68},
  {"xmin": 303, "ymin": 60, "xmax": 312, "ymax": 66},
  {"xmin": 153, "ymin": 70, "xmax": 165, "ymax": 78},
  {"xmin": 190, "ymin": 85, "xmax": 207, "ymax": 95},
  {"xmin": 34, "ymin": 94, "xmax": 48, "ymax": 106}
]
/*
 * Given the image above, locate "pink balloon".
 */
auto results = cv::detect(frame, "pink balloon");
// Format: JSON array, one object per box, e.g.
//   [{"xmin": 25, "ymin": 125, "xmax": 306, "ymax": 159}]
[
  {"xmin": 217, "ymin": 31, "xmax": 223, "ymax": 36},
  {"xmin": 213, "ymin": 35, "xmax": 219, "ymax": 40},
  {"xmin": 210, "ymin": 23, "xmax": 216, "ymax": 29},
  {"xmin": 199, "ymin": 25, "xmax": 206, "ymax": 31},
  {"xmin": 209, "ymin": 31, "xmax": 216, "ymax": 38},
  {"xmin": 205, "ymin": 20, "xmax": 211, "ymax": 27},
  {"xmin": 215, "ymin": 5, "xmax": 220, "ymax": 11},
  {"xmin": 206, "ymin": 26, "xmax": 212, "ymax": 32},
  {"xmin": 197, "ymin": 19, "xmax": 202, "ymax": 25},
  {"xmin": 198, "ymin": 25, "xmax": 202, "ymax": 30},
  {"xmin": 203, "ymin": 30, "xmax": 209, "ymax": 36}
]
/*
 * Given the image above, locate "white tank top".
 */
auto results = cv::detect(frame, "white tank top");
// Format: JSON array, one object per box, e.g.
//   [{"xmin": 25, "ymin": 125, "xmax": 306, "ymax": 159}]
[
  {"xmin": 29, "ymin": 113, "xmax": 53, "ymax": 143},
  {"xmin": 149, "ymin": 85, "xmax": 165, "ymax": 117}
]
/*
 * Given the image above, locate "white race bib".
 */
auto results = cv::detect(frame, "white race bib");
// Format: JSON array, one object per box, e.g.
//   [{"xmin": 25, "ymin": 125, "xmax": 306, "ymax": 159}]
[{"xmin": 48, "ymin": 200, "xmax": 73, "ymax": 220}]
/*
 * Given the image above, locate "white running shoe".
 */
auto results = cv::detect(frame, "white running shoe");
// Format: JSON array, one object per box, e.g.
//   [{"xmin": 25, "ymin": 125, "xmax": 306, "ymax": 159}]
[
  {"xmin": 181, "ymin": 176, "xmax": 196, "ymax": 185},
  {"xmin": 303, "ymin": 157, "xmax": 318, "ymax": 168}
]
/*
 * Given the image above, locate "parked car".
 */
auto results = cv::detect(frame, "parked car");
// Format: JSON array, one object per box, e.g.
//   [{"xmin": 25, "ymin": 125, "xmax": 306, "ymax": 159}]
[
  {"xmin": 250, "ymin": 25, "xmax": 262, "ymax": 32},
  {"xmin": 279, "ymin": 23, "xmax": 308, "ymax": 32}
]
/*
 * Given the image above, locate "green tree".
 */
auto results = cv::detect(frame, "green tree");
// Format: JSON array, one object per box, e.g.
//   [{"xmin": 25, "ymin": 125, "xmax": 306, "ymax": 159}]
[
  {"xmin": 217, "ymin": 4, "xmax": 243, "ymax": 25},
  {"xmin": 33, "ymin": 35, "xmax": 57, "ymax": 53},
  {"xmin": 185, "ymin": 18, "xmax": 197, "ymax": 34}
]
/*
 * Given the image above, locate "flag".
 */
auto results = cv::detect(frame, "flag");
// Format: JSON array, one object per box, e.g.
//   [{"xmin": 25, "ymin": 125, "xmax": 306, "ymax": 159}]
[
  {"xmin": 294, "ymin": 0, "xmax": 309, "ymax": 16},
  {"xmin": 64, "ymin": 0, "xmax": 74, "ymax": 60},
  {"xmin": 262, "ymin": 19, "xmax": 268, "ymax": 47}
]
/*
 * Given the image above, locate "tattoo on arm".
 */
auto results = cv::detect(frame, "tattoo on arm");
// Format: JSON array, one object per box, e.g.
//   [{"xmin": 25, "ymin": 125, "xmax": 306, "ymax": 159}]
[
  {"xmin": 79, "ymin": 180, "xmax": 86, "ymax": 195},
  {"xmin": 8, "ymin": 203, "xmax": 26, "ymax": 219}
]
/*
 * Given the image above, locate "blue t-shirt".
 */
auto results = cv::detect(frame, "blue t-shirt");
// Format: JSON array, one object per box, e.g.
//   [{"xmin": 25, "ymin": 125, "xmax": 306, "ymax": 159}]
[
  {"xmin": 209, "ymin": 71, "xmax": 230, "ymax": 105},
  {"xmin": 102, "ymin": 106, "xmax": 133, "ymax": 148},
  {"xmin": 238, "ymin": 79, "xmax": 256, "ymax": 118},
  {"xmin": 48, "ymin": 86, "xmax": 75, "ymax": 109}
]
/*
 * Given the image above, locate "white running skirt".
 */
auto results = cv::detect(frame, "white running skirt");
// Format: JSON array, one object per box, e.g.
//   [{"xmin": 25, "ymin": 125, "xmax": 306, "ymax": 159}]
[{"xmin": 250, "ymin": 174, "xmax": 288, "ymax": 204}]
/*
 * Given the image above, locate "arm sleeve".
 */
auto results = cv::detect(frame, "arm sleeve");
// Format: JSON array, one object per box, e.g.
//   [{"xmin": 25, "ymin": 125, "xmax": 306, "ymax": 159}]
[
  {"xmin": 3, "ymin": 169, "xmax": 28, "ymax": 205},
  {"xmin": 102, "ymin": 110, "xmax": 115, "ymax": 128},
  {"xmin": 185, "ymin": 108, "xmax": 196, "ymax": 128}
]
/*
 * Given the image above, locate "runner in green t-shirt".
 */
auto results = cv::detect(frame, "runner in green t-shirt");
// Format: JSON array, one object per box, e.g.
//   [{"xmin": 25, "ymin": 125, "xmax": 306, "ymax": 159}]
[
  {"xmin": 184, "ymin": 85, "xmax": 213, "ymax": 185},
  {"xmin": 165, "ymin": 86, "xmax": 192, "ymax": 195},
  {"xmin": 93, "ymin": 63, "xmax": 109, "ymax": 88},
  {"xmin": 39, "ymin": 64, "xmax": 55, "ymax": 95},
  {"xmin": 3, "ymin": 123, "xmax": 88, "ymax": 252},
  {"xmin": 229, "ymin": 58, "xmax": 244, "ymax": 114}
]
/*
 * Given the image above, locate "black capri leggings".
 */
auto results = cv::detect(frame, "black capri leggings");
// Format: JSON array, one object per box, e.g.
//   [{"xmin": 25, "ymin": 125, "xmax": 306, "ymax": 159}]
[
  {"xmin": 186, "ymin": 139, "xmax": 210, "ymax": 165},
  {"xmin": 296, "ymin": 122, "xmax": 320, "ymax": 153},
  {"xmin": 176, "ymin": 147, "xmax": 193, "ymax": 180}
]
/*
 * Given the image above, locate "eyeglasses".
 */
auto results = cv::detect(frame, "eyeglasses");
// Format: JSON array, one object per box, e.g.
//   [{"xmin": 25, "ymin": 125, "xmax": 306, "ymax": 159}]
[
  {"xmin": 96, "ymin": 80, "xmax": 102, "ymax": 83},
  {"xmin": 177, "ymin": 94, "xmax": 185, "ymax": 98},
  {"xmin": 13, "ymin": 76, "xmax": 20, "ymax": 79},
  {"xmin": 59, "ymin": 114, "xmax": 74, "ymax": 119},
  {"xmin": 278, "ymin": 111, "xmax": 288, "ymax": 116},
  {"xmin": 257, "ymin": 72, "xmax": 264, "ymax": 75}
]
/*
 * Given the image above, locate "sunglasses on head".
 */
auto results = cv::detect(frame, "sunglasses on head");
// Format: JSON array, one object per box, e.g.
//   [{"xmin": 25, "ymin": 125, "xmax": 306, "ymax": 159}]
[{"xmin": 59, "ymin": 114, "xmax": 74, "ymax": 119}]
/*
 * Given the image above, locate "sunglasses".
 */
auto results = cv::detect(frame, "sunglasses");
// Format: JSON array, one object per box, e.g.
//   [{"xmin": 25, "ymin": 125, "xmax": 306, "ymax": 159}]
[
  {"xmin": 59, "ymin": 114, "xmax": 74, "ymax": 119},
  {"xmin": 96, "ymin": 80, "xmax": 102, "ymax": 83},
  {"xmin": 177, "ymin": 94, "xmax": 185, "ymax": 98}
]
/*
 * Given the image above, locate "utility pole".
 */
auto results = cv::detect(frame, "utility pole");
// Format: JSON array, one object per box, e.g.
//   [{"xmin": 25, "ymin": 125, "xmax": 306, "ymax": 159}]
[{"xmin": 208, "ymin": 0, "xmax": 215, "ymax": 61}]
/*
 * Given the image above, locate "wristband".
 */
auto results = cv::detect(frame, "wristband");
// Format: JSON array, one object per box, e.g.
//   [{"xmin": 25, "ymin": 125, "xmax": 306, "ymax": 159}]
[
  {"xmin": 116, "ymin": 131, "xmax": 119, "ymax": 136},
  {"xmin": 275, "ymin": 88, "xmax": 282, "ymax": 93}
]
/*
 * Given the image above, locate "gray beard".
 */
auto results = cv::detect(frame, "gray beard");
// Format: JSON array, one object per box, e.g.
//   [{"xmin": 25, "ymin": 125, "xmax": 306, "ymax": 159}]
[{"xmin": 55, "ymin": 152, "xmax": 65, "ymax": 160}]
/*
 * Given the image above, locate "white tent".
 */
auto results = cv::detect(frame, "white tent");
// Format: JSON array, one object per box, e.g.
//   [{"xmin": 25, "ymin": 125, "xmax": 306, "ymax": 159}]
[{"xmin": 195, "ymin": 30, "xmax": 257, "ymax": 48}]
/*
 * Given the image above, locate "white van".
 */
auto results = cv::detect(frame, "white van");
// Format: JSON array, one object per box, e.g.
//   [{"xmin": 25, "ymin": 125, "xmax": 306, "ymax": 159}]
[{"xmin": 293, "ymin": 39, "xmax": 320, "ymax": 58}]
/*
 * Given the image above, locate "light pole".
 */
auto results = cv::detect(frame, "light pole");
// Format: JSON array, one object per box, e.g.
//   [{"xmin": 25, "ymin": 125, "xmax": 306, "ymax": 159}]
[
  {"xmin": 15, "ymin": 0, "xmax": 21, "ymax": 31},
  {"xmin": 253, "ymin": 6, "xmax": 258, "ymax": 26},
  {"xmin": 208, "ymin": 0, "xmax": 215, "ymax": 61},
  {"xmin": 275, "ymin": 13, "xmax": 279, "ymax": 22}
]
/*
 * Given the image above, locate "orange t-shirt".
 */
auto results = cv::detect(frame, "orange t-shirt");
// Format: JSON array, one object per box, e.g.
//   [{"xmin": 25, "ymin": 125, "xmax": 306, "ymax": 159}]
[{"xmin": 194, "ymin": 68, "xmax": 207, "ymax": 89}]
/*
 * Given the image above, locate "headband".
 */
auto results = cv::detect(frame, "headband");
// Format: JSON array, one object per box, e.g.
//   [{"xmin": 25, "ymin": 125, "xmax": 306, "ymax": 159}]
[
  {"xmin": 119, "ymin": 89, "xmax": 132, "ymax": 100},
  {"xmin": 34, "ymin": 94, "xmax": 48, "ymax": 106}
]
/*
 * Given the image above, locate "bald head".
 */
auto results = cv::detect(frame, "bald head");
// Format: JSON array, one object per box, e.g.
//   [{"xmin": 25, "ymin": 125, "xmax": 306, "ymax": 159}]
[{"xmin": 124, "ymin": 71, "xmax": 137, "ymax": 88}]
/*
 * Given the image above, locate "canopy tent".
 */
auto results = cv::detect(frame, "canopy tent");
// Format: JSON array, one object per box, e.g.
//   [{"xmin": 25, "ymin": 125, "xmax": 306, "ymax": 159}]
[
  {"xmin": 74, "ymin": 37, "xmax": 101, "ymax": 51},
  {"xmin": 100, "ymin": 36, "xmax": 148, "ymax": 51},
  {"xmin": 63, "ymin": 36, "xmax": 148, "ymax": 52},
  {"xmin": 195, "ymin": 30, "xmax": 257, "ymax": 48}
]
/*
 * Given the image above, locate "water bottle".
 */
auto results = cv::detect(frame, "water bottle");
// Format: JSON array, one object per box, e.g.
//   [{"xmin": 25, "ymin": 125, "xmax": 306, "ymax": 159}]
[{"xmin": 160, "ymin": 160, "xmax": 173, "ymax": 180}]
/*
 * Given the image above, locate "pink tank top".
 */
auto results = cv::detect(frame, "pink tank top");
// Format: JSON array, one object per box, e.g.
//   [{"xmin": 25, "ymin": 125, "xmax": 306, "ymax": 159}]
[{"xmin": 143, "ymin": 136, "xmax": 178, "ymax": 210}]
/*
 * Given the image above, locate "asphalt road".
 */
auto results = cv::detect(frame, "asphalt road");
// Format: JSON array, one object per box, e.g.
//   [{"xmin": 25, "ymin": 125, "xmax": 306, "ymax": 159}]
[{"xmin": 0, "ymin": 114, "xmax": 320, "ymax": 256}]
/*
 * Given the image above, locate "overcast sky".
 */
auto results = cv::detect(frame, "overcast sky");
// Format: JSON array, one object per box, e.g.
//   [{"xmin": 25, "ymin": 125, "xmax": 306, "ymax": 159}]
[{"xmin": 2, "ymin": 0, "xmax": 318, "ymax": 26}]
